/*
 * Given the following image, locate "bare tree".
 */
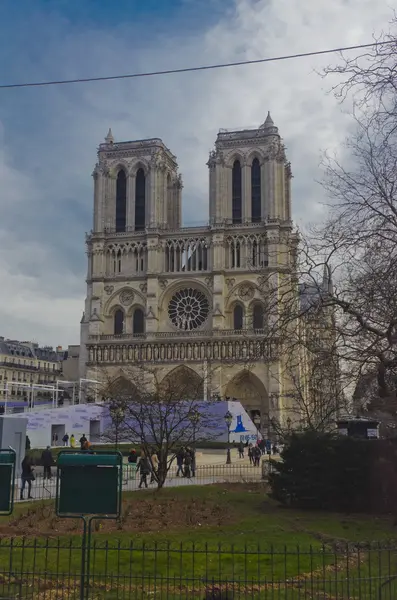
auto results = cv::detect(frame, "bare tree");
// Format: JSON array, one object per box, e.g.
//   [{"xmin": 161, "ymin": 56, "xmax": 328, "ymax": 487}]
[
  {"xmin": 255, "ymin": 23, "xmax": 397, "ymax": 432},
  {"xmin": 99, "ymin": 363, "xmax": 224, "ymax": 489}
]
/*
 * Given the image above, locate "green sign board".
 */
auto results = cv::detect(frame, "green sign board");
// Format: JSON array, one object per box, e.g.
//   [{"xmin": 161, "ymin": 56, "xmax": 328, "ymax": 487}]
[
  {"xmin": 56, "ymin": 451, "xmax": 123, "ymax": 518},
  {"xmin": 0, "ymin": 449, "xmax": 16, "ymax": 515}
]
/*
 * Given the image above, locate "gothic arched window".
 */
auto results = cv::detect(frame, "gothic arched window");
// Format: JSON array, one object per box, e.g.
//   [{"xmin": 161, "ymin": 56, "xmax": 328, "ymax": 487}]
[
  {"xmin": 232, "ymin": 160, "xmax": 242, "ymax": 224},
  {"xmin": 251, "ymin": 158, "xmax": 261, "ymax": 223},
  {"xmin": 135, "ymin": 168, "xmax": 146, "ymax": 231},
  {"xmin": 114, "ymin": 309, "xmax": 124, "ymax": 335},
  {"xmin": 253, "ymin": 304, "xmax": 264, "ymax": 329},
  {"xmin": 233, "ymin": 305, "xmax": 244, "ymax": 330},
  {"xmin": 133, "ymin": 308, "xmax": 145, "ymax": 335},
  {"xmin": 115, "ymin": 170, "xmax": 127, "ymax": 232}
]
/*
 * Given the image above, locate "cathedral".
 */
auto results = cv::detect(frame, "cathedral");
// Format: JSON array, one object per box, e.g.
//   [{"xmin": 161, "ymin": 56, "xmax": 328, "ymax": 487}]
[{"xmin": 79, "ymin": 113, "xmax": 299, "ymax": 433}]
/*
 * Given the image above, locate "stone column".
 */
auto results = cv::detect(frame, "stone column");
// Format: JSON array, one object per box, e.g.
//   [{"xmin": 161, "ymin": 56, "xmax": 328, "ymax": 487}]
[{"xmin": 285, "ymin": 163, "xmax": 292, "ymax": 220}]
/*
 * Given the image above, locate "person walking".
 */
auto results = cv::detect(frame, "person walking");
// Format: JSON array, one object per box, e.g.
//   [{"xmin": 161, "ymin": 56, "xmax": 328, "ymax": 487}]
[
  {"xmin": 137, "ymin": 452, "xmax": 151, "ymax": 489},
  {"xmin": 183, "ymin": 448, "xmax": 192, "ymax": 478},
  {"xmin": 20, "ymin": 455, "xmax": 35, "ymax": 500},
  {"xmin": 176, "ymin": 447, "xmax": 185, "ymax": 477},
  {"xmin": 79, "ymin": 434, "xmax": 87, "ymax": 450},
  {"xmin": 70, "ymin": 434, "xmax": 75, "ymax": 448},
  {"xmin": 253, "ymin": 445, "xmax": 261, "ymax": 467},
  {"xmin": 127, "ymin": 449, "xmax": 138, "ymax": 480},
  {"xmin": 62, "ymin": 433, "xmax": 69, "ymax": 447},
  {"xmin": 41, "ymin": 446, "xmax": 53, "ymax": 480},
  {"xmin": 248, "ymin": 444, "xmax": 253, "ymax": 465},
  {"xmin": 237, "ymin": 442, "xmax": 244, "ymax": 459},
  {"xmin": 150, "ymin": 450, "xmax": 159, "ymax": 484}
]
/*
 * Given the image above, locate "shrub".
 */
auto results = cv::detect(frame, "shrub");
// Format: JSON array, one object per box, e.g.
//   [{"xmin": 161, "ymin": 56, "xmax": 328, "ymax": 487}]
[{"xmin": 269, "ymin": 431, "xmax": 373, "ymax": 512}]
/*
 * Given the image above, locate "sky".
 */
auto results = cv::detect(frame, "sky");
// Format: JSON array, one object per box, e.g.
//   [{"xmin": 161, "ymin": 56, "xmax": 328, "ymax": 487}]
[{"xmin": 0, "ymin": 0, "xmax": 393, "ymax": 348}]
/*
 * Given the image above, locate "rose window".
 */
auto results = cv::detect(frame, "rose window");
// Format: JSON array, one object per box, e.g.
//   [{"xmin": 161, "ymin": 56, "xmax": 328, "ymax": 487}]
[{"xmin": 168, "ymin": 288, "xmax": 210, "ymax": 330}]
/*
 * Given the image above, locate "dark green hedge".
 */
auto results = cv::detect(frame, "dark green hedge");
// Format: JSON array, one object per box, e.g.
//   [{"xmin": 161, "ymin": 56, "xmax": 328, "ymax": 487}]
[{"xmin": 268, "ymin": 431, "xmax": 382, "ymax": 513}]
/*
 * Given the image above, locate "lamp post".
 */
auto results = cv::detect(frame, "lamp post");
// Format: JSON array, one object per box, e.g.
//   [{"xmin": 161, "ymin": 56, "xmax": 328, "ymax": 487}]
[
  {"xmin": 110, "ymin": 402, "xmax": 125, "ymax": 450},
  {"xmin": 189, "ymin": 409, "xmax": 200, "ymax": 477},
  {"xmin": 253, "ymin": 414, "xmax": 261, "ymax": 442},
  {"xmin": 224, "ymin": 410, "xmax": 233, "ymax": 465}
]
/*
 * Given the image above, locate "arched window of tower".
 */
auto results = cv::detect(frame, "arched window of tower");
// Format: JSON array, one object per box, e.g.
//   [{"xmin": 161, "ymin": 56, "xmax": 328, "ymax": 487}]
[
  {"xmin": 233, "ymin": 305, "xmax": 244, "ymax": 330},
  {"xmin": 114, "ymin": 309, "xmax": 124, "ymax": 335},
  {"xmin": 115, "ymin": 170, "xmax": 127, "ymax": 233},
  {"xmin": 113, "ymin": 249, "xmax": 122, "ymax": 274},
  {"xmin": 133, "ymin": 308, "xmax": 145, "ymax": 335},
  {"xmin": 252, "ymin": 304, "xmax": 265, "ymax": 329},
  {"xmin": 232, "ymin": 160, "xmax": 242, "ymax": 224},
  {"xmin": 251, "ymin": 158, "xmax": 261, "ymax": 223},
  {"xmin": 135, "ymin": 168, "xmax": 146, "ymax": 231}
]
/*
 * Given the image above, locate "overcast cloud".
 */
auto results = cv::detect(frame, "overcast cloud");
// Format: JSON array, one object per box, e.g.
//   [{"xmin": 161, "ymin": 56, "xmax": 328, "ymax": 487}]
[{"xmin": 0, "ymin": 0, "xmax": 392, "ymax": 347}]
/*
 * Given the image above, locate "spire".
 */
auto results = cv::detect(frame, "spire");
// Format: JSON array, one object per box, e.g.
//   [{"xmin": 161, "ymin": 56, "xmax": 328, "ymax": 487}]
[
  {"xmin": 322, "ymin": 263, "xmax": 334, "ymax": 294},
  {"xmin": 105, "ymin": 128, "xmax": 114, "ymax": 144},
  {"xmin": 259, "ymin": 111, "xmax": 278, "ymax": 133},
  {"xmin": 327, "ymin": 264, "xmax": 333, "ymax": 294},
  {"xmin": 322, "ymin": 264, "xmax": 328, "ymax": 288},
  {"xmin": 264, "ymin": 111, "xmax": 274, "ymax": 127}
]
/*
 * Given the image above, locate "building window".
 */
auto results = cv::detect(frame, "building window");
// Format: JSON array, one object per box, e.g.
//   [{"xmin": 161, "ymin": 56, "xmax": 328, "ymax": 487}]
[
  {"xmin": 133, "ymin": 308, "xmax": 145, "ymax": 335},
  {"xmin": 116, "ymin": 170, "xmax": 127, "ymax": 233},
  {"xmin": 232, "ymin": 160, "xmax": 242, "ymax": 224},
  {"xmin": 253, "ymin": 304, "xmax": 264, "ymax": 329},
  {"xmin": 114, "ymin": 309, "xmax": 124, "ymax": 335},
  {"xmin": 233, "ymin": 305, "xmax": 244, "ymax": 330},
  {"xmin": 135, "ymin": 168, "xmax": 146, "ymax": 231},
  {"xmin": 251, "ymin": 158, "xmax": 261, "ymax": 223}
]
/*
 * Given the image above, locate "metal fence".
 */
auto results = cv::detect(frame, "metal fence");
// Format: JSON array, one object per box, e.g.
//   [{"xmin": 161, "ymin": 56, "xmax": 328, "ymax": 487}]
[
  {"xmin": 0, "ymin": 538, "xmax": 396, "ymax": 599},
  {"xmin": 14, "ymin": 464, "xmax": 266, "ymax": 503}
]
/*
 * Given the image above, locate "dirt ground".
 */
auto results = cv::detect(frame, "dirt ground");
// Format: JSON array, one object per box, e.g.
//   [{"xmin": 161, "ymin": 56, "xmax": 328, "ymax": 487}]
[{"xmin": 0, "ymin": 484, "xmax": 262, "ymax": 537}]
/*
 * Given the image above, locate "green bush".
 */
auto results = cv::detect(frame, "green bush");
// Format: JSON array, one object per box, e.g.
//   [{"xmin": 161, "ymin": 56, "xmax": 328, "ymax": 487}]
[{"xmin": 269, "ymin": 431, "xmax": 373, "ymax": 512}]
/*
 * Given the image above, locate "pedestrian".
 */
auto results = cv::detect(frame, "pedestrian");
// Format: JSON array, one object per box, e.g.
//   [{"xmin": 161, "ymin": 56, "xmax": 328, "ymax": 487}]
[
  {"xmin": 41, "ymin": 446, "xmax": 53, "ymax": 480},
  {"xmin": 272, "ymin": 443, "xmax": 278, "ymax": 455},
  {"xmin": 190, "ymin": 447, "xmax": 196, "ymax": 478},
  {"xmin": 253, "ymin": 446, "xmax": 261, "ymax": 467},
  {"xmin": 70, "ymin": 434, "xmax": 75, "ymax": 448},
  {"xmin": 265, "ymin": 439, "xmax": 272, "ymax": 456},
  {"xmin": 79, "ymin": 434, "xmax": 87, "ymax": 450},
  {"xmin": 127, "ymin": 448, "xmax": 138, "ymax": 479},
  {"xmin": 176, "ymin": 447, "xmax": 185, "ymax": 477},
  {"xmin": 150, "ymin": 450, "xmax": 159, "ymax": 483},
  {"xmin": 248, "ymin": 444, "xmax": 253, "ymax": 465},
  {"xmin": 25, "ymin": 435, "xmax": 31, "ymax": 451},
  {"xmin": 62, "ymin": 433, "xmax": 69, "ymax": 447},
  {"xmin": 137, "ymin": 452, "xmax": 150, "ymax": 489},
  {"xmin": 20, "ymin": 455, "xmax": 35, "ymax": 500},
  {"xmin": 237, "ymin": 442, "xmax": 244, "ymax": 459},
  {"xmin": 183, "ymin": 448, "xmax": 192, "ymax": 478}
]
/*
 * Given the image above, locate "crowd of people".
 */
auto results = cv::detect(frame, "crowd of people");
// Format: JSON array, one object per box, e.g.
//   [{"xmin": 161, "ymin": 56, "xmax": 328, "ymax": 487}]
[
  {"xmin": 127, "ymin": 445, "xmax": 196, "ymax": 488},
  {"xmin": 19, "ymin": 436, "xmax": 277, "ymax": 499},
  {"xmin": 236, "ymin": 439, "xmax": 279, "ymax": 466}
]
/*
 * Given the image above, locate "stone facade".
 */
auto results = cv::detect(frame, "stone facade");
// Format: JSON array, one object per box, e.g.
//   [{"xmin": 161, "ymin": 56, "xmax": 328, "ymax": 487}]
[
  {"xmin": 80, "ymin": 115, "xmax": 298, "ymax": 431},
  {"xmin": 0, "ymin": 338, "xmax": 64, "ymax": 409}
]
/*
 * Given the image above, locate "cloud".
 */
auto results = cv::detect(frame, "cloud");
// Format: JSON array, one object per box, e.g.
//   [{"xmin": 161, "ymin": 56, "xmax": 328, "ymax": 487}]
[{"xmin": 0, "ymin": 0, "xmax": 393, "ymax": 346}]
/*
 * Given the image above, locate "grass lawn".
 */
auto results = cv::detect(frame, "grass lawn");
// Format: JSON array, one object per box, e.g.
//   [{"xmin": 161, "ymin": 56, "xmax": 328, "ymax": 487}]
[{"xmin": 0, "ymin": 483, "xmax": 397, "ymax": 599}]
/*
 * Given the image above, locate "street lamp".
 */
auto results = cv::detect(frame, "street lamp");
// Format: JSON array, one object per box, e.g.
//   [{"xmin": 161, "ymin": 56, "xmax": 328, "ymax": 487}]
[
  {"xmin": 224, "ymin": 410, "xmax": 233, "ymax": 465},
  {"xmin": 188, "ymin": 409, "xmax": 200, "ymax": 477},
  {"xmin": 109, "ymin": 401, "xmax": 125, "ymax": 450},
  {"xmin": 253, "ymin": 414, "xmax": 261, "ymax": 442}
]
